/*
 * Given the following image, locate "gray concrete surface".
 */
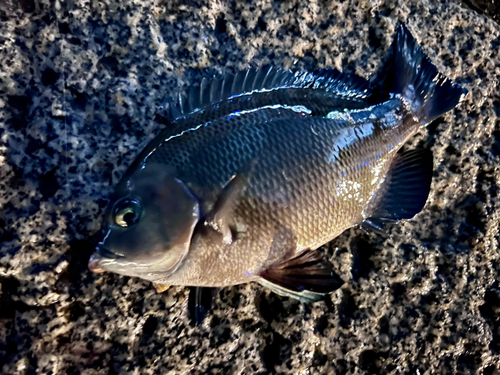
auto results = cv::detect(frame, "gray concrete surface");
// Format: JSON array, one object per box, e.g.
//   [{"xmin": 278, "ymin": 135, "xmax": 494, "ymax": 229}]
[{"xmin": 1, "ymin": 0, "xmax": 499, "ymax": 373}]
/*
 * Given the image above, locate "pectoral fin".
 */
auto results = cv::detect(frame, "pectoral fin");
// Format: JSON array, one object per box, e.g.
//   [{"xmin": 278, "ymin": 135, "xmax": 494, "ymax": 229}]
[
  {"xmin": 259, "ymin": 249, "xmax": 344, "ymax": 303},
  {"xmin": 204, "ymin": 169, "xmax": 253, "ymax": 245},
  {"xmin": 364, "ymin": 147, "xmax": 433, "ymax": 231}
]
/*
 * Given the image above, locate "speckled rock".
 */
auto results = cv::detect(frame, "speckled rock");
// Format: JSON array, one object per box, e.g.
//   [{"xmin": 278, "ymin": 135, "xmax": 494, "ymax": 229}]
[{"xmin": 0, "ymin": 0, "xmax": 499, "ymax": 374}]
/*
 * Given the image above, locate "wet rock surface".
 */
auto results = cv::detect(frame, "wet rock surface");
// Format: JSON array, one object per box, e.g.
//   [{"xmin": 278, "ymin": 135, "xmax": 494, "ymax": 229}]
[
  {"xmin": 1, "ymin": 0, "xmax": 499, "ymax": 373},
  {"xmin": 456, "ymin": 0, "xmax": 500, "ymax": 24}
]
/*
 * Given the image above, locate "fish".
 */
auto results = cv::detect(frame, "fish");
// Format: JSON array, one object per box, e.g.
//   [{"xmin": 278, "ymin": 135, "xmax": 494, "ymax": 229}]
[{"xmin": 88, "ymin": 25, "xmax": 467, "ymax": 322}]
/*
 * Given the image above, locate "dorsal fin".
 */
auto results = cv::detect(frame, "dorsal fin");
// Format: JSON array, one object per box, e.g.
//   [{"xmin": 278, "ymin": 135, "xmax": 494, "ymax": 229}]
[
  {"xmin": 164, "ymin": 66, "xmax": 372, "ymax": 121},
  {"xmin": 293, "ymin": 69, "xmax": 370, "ymax": 99}
]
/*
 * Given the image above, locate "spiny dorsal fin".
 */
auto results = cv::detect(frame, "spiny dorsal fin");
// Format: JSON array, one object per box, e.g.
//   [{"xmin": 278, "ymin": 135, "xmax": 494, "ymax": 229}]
[
  {"xmin": 293, "ymin": 69, "xmax": 370, "ymax": 99},
  {"xmin": 164, "ymin": 66, "xmax": 372, "ymax": 121}
]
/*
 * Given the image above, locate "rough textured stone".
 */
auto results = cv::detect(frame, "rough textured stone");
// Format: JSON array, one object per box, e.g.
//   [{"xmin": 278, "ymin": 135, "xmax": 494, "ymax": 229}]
[
  {"xmin": 458, "ymin": 0, "xmax": 500, "ymax": 24},
  {"xmin": 0, "ymin": 0, "xmax": 499, "ymax": 373}
]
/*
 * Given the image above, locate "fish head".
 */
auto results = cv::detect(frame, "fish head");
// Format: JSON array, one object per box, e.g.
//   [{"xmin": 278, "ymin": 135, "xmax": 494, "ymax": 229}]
[{"xmin": 88, "ymin": 164, "xmax": 200, "ymax": 281}]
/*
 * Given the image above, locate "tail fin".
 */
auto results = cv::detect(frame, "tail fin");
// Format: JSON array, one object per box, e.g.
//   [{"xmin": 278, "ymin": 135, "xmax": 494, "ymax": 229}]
[{"xmin": 382, "ymin": 25, "xmax": 467, "ymax": 123}]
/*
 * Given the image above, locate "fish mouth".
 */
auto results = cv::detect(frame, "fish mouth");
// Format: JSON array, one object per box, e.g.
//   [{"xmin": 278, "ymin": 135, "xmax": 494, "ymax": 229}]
[
  {"xmin": 88, "ymin": 246, "xmax": 121, "ymax": 274},
  {"xmin": 87, "ymin": 245, "xmax": 181, "ymax": 280},
  {"xmin": 88, "ymin": 253, "xmax": 106, "ymax": 273}
]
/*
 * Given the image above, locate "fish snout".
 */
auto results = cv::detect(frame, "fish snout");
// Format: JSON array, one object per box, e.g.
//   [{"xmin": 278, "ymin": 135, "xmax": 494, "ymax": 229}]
[{"xmin": 88, "ymin": 253, "xmax": 106, "ymax": 273}]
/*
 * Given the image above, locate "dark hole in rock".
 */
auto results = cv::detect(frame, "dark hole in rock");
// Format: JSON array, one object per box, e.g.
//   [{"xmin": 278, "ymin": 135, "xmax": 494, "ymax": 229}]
[
  {"xmin": 41, "ymin": 68, "xmax": 59, "ymax": 86},
  {"xmin": 490, "ymin": 130, "xmax": 500, "ymax": 157},
  {"xmin": 379, "ymin": 315, "xmax": 389, "ymax": 335},
  {"xmin": 479, "ymin": 286, "xmax": 500, "ymax": 354},
  {"xmin": 211, "ymin": 326, "xmax": 232, "ymax": 346},
  {"xmin": 391, "ymin": 282, "xmax": 406, "ymax": 300},
  {"xmin": 350, "ymin": 236, "xmax": 375, "ymax": 281},
  {"xmin": 70, "ymin": 89, "xmax": 88, "ymax": 111},
  {"xmin": 483, "ymin": 365, "xmax": 499, "ymax": 375},
  {"xmin": 99, "ymin": 55, "xmax": 120, "ymax": 74},
  {"xmin": 68, "ymin": 37, "xmax": 82, "ymax": 46},
  {"xmin": 258, "ymin": 17, "xmax": 267, "ymax": 31},
  {"xmin": 490, "ymin": 333, "xmax": 500, "ymax": 355},
  {"xmin": 69, "ymin": 301, "xmax": 86, "ymax": 321},
  {"xmin": 335, "ymin": 359, "xmax": 349, "ymax": 373},
  {"xmin": 262, "ymin": 332, "xmax": 291, "ymax": 371},
  {"xmin": 142, "ymin": 316, "xmax": 158, "ymax": 337},
  {"xmin": 256, "ymin": 292, "xmax": 285, "ymax": 323},
  {"xmin": 0, "ymin": 218, "xmax": 15, "ymax": 243},
  {"xmin": 314, "ymin": 315, "xmax": 328, "ymax": 335},
  {"xmin": 358, "ymin": 349, "xmax": 388, "ymax": 372},
  {"xmin": 39, "ymin": 169, "xmax": 60, "ymax": 199},
  {"xmin": 7, "ymin": 95, "xmax": 31, "ymax": 113},
  {"xmin": 457, "ymin": 352, "xmax": 479, "ymax": 373},
  {"xmin": 368, "ymin": 26, "xmax": 383, "ymax": 49},
  {"xmin": 313, "ymin": 348, "xmax": 328, "ymax": 366},
  {"xmin": 64, "ymin": 239, "xmax": 97, "ymax": 290},
  {"xmin": 41, "ymin": 13, "xmax": 54, "ymax": 25},
  {"xmin": 59, "ymin": 22, "xmax": 70, "ymax": 34},
  {"xmin": 480, "ymin": 290, "xmax": 500, "ymax": 320},
  {"xmin": 19, "ymin": 0, "xmax": 35, "ymax": 13},
  {"xmin": 215, "ymin": 15, "xmax": 226, "ymax": 34},
  {"xmin": 338, "ymin": 290, "xmax": 357, "ymax": 326},
  {"xmin": 0, "ymin": 277, "xmax": 20, "ymax": 319}
]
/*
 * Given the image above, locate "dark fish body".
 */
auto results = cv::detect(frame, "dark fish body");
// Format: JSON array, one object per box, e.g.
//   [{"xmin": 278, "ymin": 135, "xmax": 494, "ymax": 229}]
[
  {"xmin": 89, "ymin": 26, "xmax": 467, "ymax": 305},
  {"xmin": 149, "ymin": 100, "xmax": 416, "ymax": 288}
]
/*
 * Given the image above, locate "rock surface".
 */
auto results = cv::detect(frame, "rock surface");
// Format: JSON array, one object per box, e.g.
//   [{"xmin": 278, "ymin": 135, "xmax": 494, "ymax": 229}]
[
  {"xmin": 458, "ymin": 0, "xmax": 500, "ymax": 24},
  {"xmin": 1, "ymin": 0, "xmax": 499, "ymax": 373}
]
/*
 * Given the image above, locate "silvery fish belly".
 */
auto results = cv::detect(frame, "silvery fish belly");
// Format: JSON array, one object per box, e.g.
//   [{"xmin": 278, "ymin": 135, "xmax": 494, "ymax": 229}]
[{"xmin": 88, "ymin": 25, "xmax": 467, "ymax": 307}]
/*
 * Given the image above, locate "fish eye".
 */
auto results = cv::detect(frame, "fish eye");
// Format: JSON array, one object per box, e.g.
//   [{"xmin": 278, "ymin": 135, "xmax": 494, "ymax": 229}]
[{"xmin": 113, "ymin": 199, "xmax": 142, "ymax": 228}]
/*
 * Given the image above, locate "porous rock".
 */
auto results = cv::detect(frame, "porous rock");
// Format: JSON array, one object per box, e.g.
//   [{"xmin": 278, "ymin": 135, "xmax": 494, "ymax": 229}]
[{"xmin": 0, "ymin": 0, "xmax": 499, "ymax": 373}]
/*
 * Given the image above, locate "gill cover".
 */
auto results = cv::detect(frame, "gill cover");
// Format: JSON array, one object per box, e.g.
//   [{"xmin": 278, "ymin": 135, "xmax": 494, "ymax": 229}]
[{"xmin": 91, "ymin": 164, "xmax": 200, "ymax": 280}]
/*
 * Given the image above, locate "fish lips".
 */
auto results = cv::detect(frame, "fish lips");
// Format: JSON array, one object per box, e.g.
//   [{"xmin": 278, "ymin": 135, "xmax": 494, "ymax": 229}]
[
  {"xmin": 88, "ymin": 253, "xmax": 106, "ymax": 273},
  {"xmin": 88, "ymin": 246, "xmax": 123, "ymax": 274},
  {"xmin": 87, "ymin": 223, "xmax": 199, "ymax": 279}
]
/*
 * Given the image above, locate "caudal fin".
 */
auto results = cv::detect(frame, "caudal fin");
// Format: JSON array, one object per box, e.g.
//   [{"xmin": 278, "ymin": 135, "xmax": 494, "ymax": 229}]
[{"xmin": 382, "ymin": 25, "xmax": 467, "ymax": 123}]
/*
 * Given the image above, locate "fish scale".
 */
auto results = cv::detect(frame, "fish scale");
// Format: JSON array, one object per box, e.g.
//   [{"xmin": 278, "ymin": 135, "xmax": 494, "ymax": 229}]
[
  {"xmin": 160, "ymin": 103, "xmax": 416, "ymax": 286},
  {"xmin": 89, "ymin": 25, "xmax": 467, "ymax": 311}
]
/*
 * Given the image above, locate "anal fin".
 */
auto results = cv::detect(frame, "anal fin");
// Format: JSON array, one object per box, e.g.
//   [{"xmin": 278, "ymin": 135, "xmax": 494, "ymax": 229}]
[
  {"xmin": 259, "ymin": 249, "xmax": 344, "ymax": 303},
  {"xmin": 366, "ymin": 148, "xmax": 433, "ymax": 227}
]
